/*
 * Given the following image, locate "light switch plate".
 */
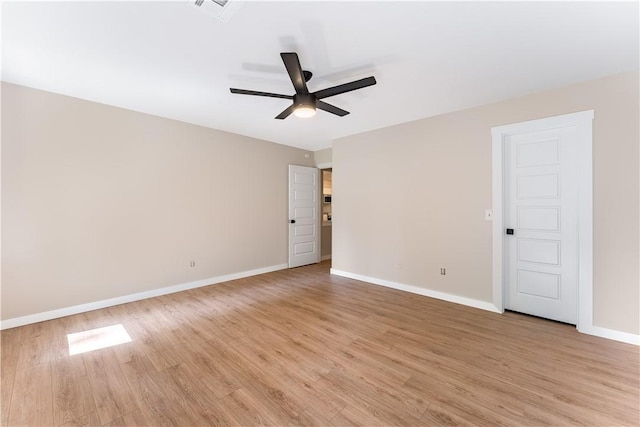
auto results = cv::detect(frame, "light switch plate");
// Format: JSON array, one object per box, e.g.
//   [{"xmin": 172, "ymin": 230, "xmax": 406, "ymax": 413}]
[{"xmin": 485, "ymin": 209, "xmax": 493, "ymax": 220}]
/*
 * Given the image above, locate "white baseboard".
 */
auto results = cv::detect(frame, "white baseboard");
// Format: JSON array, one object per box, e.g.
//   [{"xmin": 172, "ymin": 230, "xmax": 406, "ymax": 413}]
[
  {"xmin": 578, "ymin": 325, "xmax": 640, "ymax": 346},
  {"xmin": 320, "ymin": 254, "xmax": 332, "ymax": 261},
  {"xmin": 0, "ymin": 263, "xmax": 288, "ymax": 330},
  {"xmin": 330, "ymin": 269, "xmax": 501, "ymax": 313},
  {"xmin": 331, "ymin": 268, "xmax": 639, "ymax": 346}
]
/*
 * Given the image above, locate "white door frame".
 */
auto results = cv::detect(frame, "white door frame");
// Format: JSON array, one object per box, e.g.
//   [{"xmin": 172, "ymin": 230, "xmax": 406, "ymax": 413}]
[
  {"xmin": 491, "ymin": 110, "xmax": 594, "ymax": 332},
  {"xmin": 316, "ymin": 162, "xmax": 333, "ymax": 169}
]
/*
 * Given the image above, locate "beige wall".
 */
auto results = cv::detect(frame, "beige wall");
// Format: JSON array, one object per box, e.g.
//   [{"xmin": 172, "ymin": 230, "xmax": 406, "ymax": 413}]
[
  {"xmin": 1, "ymin": 83, "xmax": 314, "ymax": 320},
  {"xmin": 333, "ymin": 71, "xmax": 639, "ymax": 335},
  {"xmin": 314, "ymin": 148, "xmax": 332, "ymax": 166}
]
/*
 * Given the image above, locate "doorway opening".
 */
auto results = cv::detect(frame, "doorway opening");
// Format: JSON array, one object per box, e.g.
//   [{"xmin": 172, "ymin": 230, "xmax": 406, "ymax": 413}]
[{"xmin": 320, "ymin": 168, "xmax": 332, "ymax": 262}]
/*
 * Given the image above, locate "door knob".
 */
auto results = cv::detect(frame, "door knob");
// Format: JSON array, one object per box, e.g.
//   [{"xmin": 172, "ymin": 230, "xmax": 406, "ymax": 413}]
[
  {"xmin": 506, "ymin": 228, "xmax": 514, "ymax": 235},
  {"xmin": 290, "ymin": 219, "xmax": 296, "ymax": 224}
]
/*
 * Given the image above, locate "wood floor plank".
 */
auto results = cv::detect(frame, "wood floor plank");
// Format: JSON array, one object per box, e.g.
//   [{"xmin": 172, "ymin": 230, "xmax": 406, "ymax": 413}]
[
  {"xmin": 166, "ymin": 332, "xmax": 241, "ymax": 399},
  {"xmin": 0, "ymin": 328, "xmax": 22, "ymax": 426},
  {"xmin": 15, "ymin": 324, "xmax": 52, "ymax": 371},
  {"xmin": 383, "ymin": 324, "xmax": 638, "ymax": 424},
  {"xmin": 120, "ymin": 352, "xmax": 209, "ymax": 426},
  {"xmin": 7, "ymin": 363, "xmax": 53, "ymax": 427},
  {"xmin": 316, "ymin": 369, "xmax": 423, "ymax": 426},
  {"xmin": 266, "ymin": 361, "xmax": 347, "ymax": 419},
  {"xmin": 420, "ymin": 403, "xmax": 475, "ymax": 427},
  {"xmin": 58, "ymin": 411, "xmax": 101, "ymax": 427},
  {"xmin": 200, "ymin": 340, "xmax": 315, "ymax": 426},
  {"xmin": 2, "ymin": 261, "xmax": 638, "ymax": 426},
  {"xmin": 219, "ymin": 388, "xmax": 281, "ymax": 427},
  {"xmin": 51, "ymin": 358, "xmax": 96, "ymax": 426},
  {"xmin": 83, "ymin": 349, "xmax": 138, "ymax": 425},
  {"xmin": 117, "ymin": 308, "xmax": 183, "ymax": 372},
  {"xmin": 48, "ymin": 315, "xmax": 83, "ymax": 364},
  {"xmin": 102, "ymin": 409, "xmax": 153, "ymax": 427},
  {"xmin": 299, "ymin": 406, "xmax": 335, "ymax": 426},
  {"xmin": 162, "ymin": 363, "xmax": 240, "ymax": 426},
  {"xmin": 331, "ymin": 402, "xmax": 409, "ymax": 427}
]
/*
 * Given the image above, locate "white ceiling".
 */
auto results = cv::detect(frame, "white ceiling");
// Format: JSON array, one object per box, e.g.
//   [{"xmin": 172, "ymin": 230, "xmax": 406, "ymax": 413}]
[{"xmin": 2, "ymin": 1, "xmax": 638, "ymax": 151}]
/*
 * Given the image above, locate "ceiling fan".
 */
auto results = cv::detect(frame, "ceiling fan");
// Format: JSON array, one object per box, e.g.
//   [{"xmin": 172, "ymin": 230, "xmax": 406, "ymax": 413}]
[{"xmin": 230, "ymin": 52, "xmax": 377, "ymax": 119}]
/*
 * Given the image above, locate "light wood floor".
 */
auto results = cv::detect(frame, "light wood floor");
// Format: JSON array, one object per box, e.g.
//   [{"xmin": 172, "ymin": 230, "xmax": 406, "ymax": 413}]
[{"xmin": 1, "ymin": 261, "xmax": 638, "ymax": 426}]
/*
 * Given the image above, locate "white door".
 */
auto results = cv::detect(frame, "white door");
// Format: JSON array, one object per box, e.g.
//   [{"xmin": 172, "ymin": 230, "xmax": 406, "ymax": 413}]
[
  {"xmin": 288, "ymin": 165, "xmax": 320, "ymax": 268},
  {"xmin": 504, "ymin": 126, "xmax": 579, "ymax": 324}
]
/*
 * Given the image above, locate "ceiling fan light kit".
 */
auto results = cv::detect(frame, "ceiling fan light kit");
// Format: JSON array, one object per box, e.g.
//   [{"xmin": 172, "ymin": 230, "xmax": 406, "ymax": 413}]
[
  {"xmin": 292, "ymin": 94, "xmax": 316, "ymax": 118},
  {"xmin": 293, "ymin": 106, "xmax": 316, "ymax": 118},
  {"xmin": 230, "ymin": 52, "xmax": 376, "ymax": 119}
]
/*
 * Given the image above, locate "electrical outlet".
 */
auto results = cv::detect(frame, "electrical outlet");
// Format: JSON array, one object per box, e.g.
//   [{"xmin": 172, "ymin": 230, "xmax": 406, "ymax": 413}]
[
  {"xmin": 440, "ymin": 268, "xmax": 446, "ymax": 275},
  {"xmin": 190, "ymin": 261, "xmax": 196, "ymax": 267}
]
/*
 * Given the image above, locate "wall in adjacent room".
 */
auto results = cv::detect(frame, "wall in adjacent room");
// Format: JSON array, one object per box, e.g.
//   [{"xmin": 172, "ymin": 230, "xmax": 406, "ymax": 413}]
[
  {"xmin": 321, "ymin": 226, "xmax": 332, "ymax": 259},
  {"xmin": 1, "ymin": 83, "xmax": 314, "ymax": 321},
  {"xmin": 332, "ymin": 71, "xmax": 639, "ymax": 336}
]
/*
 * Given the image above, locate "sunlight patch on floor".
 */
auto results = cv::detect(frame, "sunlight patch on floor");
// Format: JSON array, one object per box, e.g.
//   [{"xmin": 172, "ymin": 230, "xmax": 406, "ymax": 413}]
[{"xmin": 67, "ymin": 324, "xmax": 132, "ymax": 355}]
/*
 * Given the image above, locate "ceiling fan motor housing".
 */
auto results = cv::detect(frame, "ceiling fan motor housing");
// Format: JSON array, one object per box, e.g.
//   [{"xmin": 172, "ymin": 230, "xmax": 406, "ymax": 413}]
[{"xmin": 294, "ymin": 93, "xmax": 316, "ymax": 109}]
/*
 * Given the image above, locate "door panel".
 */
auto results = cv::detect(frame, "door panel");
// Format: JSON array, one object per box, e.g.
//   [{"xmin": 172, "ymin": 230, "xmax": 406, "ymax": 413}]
[
  {"xmin": 517, "ymin": 239, "xmax": 560, "ymax": 265},
  {"xmin": 505, "ymin": 127, "xmax": 578, "ymax": 324},
  {"xmin": 288, "ymin": 165, "xmax": 319, "ymax": 268},
  {"xmin": 516, "ymin": 138, "xmax": 559, "ymax": 167},
  {"xmin": 517, "ymin": 270, "xmax": 560, "ymax": 299},
  {"xmin": 516, "ymin": 174, "xmax": 559, "ymax": 199},
  {"xmin": 517, "ymin": 207, "xmax": 559, "ymax": 231}
]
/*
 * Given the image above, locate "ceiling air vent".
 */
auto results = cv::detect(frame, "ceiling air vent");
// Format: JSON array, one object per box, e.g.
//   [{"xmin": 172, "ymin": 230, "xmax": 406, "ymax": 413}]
[{"xmin": 190, "ymin": 0, "xmax": 243, "ymax": 22}]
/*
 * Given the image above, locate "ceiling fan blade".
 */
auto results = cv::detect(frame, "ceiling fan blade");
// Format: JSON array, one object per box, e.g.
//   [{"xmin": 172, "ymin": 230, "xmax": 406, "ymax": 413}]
[
  {"xmin": 313, "ymin": 76, "xmax": 377, "ymax": 100},
  {"xmin": 230, "ymin": 88, "xmax": 293, "ymax": 99},
  {"xmin": 281, "ymin": 52, "xmax": 309, "ymax": 94},
  {"xmin": 275, "ymin": 104, "xmax": 296, "ymax": 120},
  {"xmin": 317, "ymin": 100, "xmax": 350, "ymax": 117}
]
